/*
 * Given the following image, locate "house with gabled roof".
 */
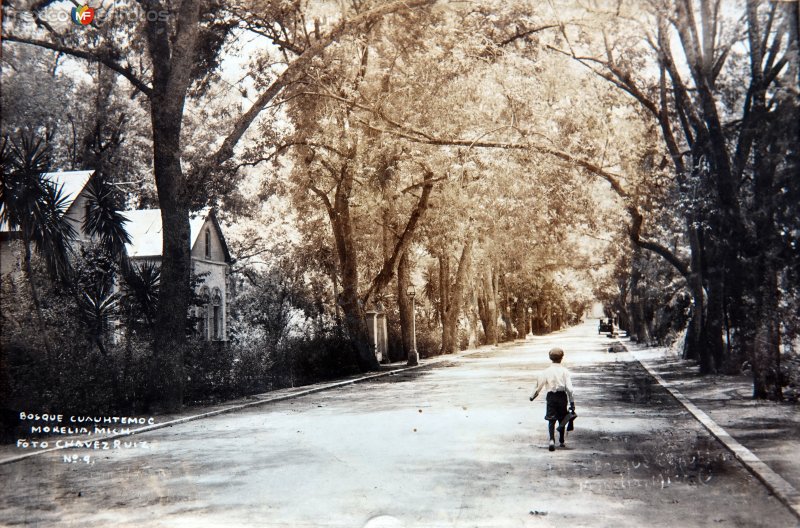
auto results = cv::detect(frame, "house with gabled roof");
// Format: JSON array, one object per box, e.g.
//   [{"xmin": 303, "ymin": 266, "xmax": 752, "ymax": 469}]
[
  {"xmin": 1, "ymin": 170, "xmax": 95, "ymax": 273},
  {"xmin": 123, "ymin": 208, "xmax": 233, "ymax": 340},
  {"xmin": 0, "ymin": 170, "xmax": 233, "ymax": 340}
]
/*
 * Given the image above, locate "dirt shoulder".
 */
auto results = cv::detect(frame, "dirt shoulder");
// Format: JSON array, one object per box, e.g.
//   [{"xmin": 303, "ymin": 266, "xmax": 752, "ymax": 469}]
[{"xmin": 629, "ymin": 344, "xmax": 800, "ymax": 494}]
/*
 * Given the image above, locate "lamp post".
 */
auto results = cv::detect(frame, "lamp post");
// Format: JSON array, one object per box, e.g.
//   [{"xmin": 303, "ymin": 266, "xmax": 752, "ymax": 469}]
[{"xmin": 406, "ymin": 284, "xmax": 419, "ymax": 366}]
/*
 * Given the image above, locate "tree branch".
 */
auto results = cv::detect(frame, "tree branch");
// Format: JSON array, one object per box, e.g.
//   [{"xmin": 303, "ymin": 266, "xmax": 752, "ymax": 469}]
[
  {"xmin": 499, "ymin": 24, "xmax": 560, "ymax": 47},
  {"xmin": 204, "ymin": 0, "xmax": 436, "ymax": 170},
  {"xmin": 361, "ymin": 171, "xmax": 436, "ymax": 305},
  {"xmin": 627, "ymin": 206, "xmax": 691, "ymax": 279},
  {"xmin": 1, "ymin": 35, "xmax": 153, "ymax": 98},
  {"xmin": 309, "ymin": 184, "xmax": 335, "ymax": 217},
  {"xmin": 359, "ymin": 117, "xmax": 693, "ymax": 284}
]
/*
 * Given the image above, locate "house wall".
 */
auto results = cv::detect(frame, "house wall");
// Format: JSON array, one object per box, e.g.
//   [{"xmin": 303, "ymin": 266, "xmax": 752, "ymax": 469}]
[
  {"xmin": 193, "ymin": 259, "xmax": 228, "ymax": 341},
  {"xmin": 65, "ymin": 192, "xmax": 92, "ymax": 244},
  {"xmin": 191, "ymin": 219, "xmax": 226, "ymax": 262},
  {"xmin": 190, "ymin": 217, "xmax": 229, "ymax": 340},
  {"xmin": 0, "ymin": 238, "xmax": 22, "ymax": 276},
  {"xmin": 127, "ymin": 255, "xmax": 229, "ymax": 341},
  {"xmin": 0, "ymin": 186, "xmax": 92, "ymax": 277},
  {"xmin": 2, "ymin": 189, "xmax": 232, "ymax": 340}
]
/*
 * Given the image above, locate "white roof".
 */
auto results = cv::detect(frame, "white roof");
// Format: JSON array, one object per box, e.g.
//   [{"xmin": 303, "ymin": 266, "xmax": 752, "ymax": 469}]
[
  {"xmin": 52, "ymin": 170, "xmax": 95, "ymax": 212},
  {"xmin": 123, "ymin": 208, "xmax": 210, "ymax": 258},
  {"xmin": 0, "ymin": 170, "xmax": 94, "ymax": 232}
]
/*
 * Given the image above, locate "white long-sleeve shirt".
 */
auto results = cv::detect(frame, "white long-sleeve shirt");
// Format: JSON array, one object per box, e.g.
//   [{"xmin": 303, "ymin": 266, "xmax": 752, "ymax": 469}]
[{"xmin": 531, "ymin": 364, "xmax": 574, "ymax": 403}]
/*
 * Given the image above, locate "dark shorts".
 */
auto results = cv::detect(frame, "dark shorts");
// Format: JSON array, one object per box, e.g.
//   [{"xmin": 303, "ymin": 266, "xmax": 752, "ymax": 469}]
[{"xmin": 545, "ymin": 391, "xmax": 568, "ymax": 421}]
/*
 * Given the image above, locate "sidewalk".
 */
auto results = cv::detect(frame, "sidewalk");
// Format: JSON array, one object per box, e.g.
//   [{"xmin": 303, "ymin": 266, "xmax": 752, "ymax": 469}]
[{"xmin": 626, "ymin": 340, "xmax": 800, "ymax": 519}]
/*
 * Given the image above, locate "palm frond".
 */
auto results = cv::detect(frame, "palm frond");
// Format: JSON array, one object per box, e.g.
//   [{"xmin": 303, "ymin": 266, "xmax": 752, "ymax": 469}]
[
  {"xmin": 123, "ymin": 261, "xmax": 161, "ymax": 324},
  {"xmin": 78, "ymin": 286, "xmax": 120, "ymax": 331},
  {"xmin": 1, "ymin": 133, "xmax": 76, "ymax": 280},
  {"xmin": 83, "ymin": 174, "xmax": 131, "ymax": 259},
  {"xmin": 31, "ymin": 181, "xmax": 77, "ymax": 280}
]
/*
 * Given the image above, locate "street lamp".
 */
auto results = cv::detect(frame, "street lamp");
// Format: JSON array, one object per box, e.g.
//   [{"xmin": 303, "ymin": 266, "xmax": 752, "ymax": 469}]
[{"xmin": 406, "ymin": 284, "xmax": 419, "ymax": 366}]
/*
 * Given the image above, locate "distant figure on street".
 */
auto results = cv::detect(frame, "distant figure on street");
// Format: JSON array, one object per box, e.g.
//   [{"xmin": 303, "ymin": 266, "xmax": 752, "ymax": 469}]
[{"xmin": 529, "ymin": 347, "xmax": 576, "ymax": 451}]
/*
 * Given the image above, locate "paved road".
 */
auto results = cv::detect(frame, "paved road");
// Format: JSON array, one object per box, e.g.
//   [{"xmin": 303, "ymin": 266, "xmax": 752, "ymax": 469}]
[{"xmin": 1, "ymin": 321, "xmax": 796, "ymax": 527}]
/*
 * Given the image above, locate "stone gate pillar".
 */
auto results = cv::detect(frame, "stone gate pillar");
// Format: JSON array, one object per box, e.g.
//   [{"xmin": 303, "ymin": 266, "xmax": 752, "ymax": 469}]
[{"xmin": 365, "ymin": 310, "xmax": 388, "ymax": 363}]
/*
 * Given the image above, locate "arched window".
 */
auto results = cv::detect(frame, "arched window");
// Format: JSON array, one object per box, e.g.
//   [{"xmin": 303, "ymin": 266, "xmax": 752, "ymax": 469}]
[
  {"xmin": 212, "ymin": 288, "xmax": 222, "ymax": 340},
  {"xmin": 199, "ymin": 287, "xmax": 210, "ymax": 340},
  {"xmin": 205, "ymin": 228, "xmax": 211, "ymax": 259}
]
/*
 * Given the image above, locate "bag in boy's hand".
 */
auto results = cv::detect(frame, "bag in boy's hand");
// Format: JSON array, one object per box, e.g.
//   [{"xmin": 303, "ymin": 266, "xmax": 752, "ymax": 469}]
[{"xmin": 566, "ymin": 408, "xmax": 577, "ymax": 431}]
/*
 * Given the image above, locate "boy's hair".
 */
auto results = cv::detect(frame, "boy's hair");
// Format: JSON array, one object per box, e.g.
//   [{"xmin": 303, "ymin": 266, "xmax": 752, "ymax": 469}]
[{"xmin": 548, "ymin": 347, "xmax": 564, "ymax": 363}]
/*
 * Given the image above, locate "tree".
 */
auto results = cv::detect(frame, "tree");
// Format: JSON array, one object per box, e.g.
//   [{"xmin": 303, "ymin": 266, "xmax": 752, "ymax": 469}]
[
  {"xmin": 83, "ymin": 174, "xmax": 132, "ymax": 260},
  {"xmin": 0, "ymin": 134, "xmax": 77, "ymax": 359},
  {"xmin": 3, "ymin": 0, "xmax": 436, "ymax": 407},
  {"xmin": 556, "ymin": 0, "xmax": 798, "ymax": 398},
  {"xmin": 339, "ymin": 15, "xmax": 653, "ymax": 351}
]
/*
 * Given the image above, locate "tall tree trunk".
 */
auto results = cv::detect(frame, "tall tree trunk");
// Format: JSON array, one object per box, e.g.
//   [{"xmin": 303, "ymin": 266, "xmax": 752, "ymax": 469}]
[
  {"xmin": 379, "ymin": 188, "xmax": 394, "ymax": 364},
  {"xmin": 500, "ymin": 273, "xmax": 513, "ymax": 340},
  {"xmin": 683, "ymin": 224, "xmax": 705, "ymax": 361},
  {"xmin": 143, "ymin": 0, "xmax": 202, "ymax": 412},
  {"xmin": 745, "ymin": 88, "xmax": 787, "ymax": 399},
  {"xmin": 632, "ymin": 297, "xmax": 650, "ymax": 344},
  {"xmin": 316, "ymin": 162, "xmax": 433, "ymax": 370},
  {"xmin": 337, "ymin": 216, "xmax": 376, "ymax": 370},
  {"xmin": 466, "ymin": 284, "xmax": 479, "ymax": 349},
  {"xmin": 477, "ymin": 267, "xmax": 498, "ymax": 345},
  {"xmin": 397, "ymin": 251, "xmax": 415, "ymax": 363},
  {"xmin": 683, "ymin": 223, "xmax": 723, "ymax": 374},
  {"xmin": 338, "ymin": 245, "xmax": 378, "ymax": 371},
  {"xmin": 750, "ymin": 263, "xmax": 781, "ymax": 399},
  {"xmin": 704, "ymin": 270, "xmax": 725, "ymax": 373},
  {"xmin": 22, "ymin": 239, "xmax": 52, "ymax": 361},
  {"xmin": 328, "ymin": 171, "xmax": 379, "ymax": 371},
  {"xmin": 517, "ymin": 302, "xmax": 529, "ymax": 337},
  {"xmin": 331, "ymin": 267, "xmax": 342, "ymax": 329},
  {"xmin": 440, "ymin": 238, "xmax": 473, "ymax": 354},
  {"xmin": 149, "ymin": 105, "xmax": 192, "ymax": 412},
  {"xmin": 438, "ymin": 252, "xmax": 450, "ymax": 327}
]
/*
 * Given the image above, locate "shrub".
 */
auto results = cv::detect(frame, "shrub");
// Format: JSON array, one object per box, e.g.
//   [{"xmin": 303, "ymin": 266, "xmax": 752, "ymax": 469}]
[
  {"xmin": 416, "ymin": 326, "xmax": 441, "ymax": 358},
  {"xmin": 184, "ymin": 340, "xmax": 237, "ymax": 404},
  {"xmin": 271, "ymin": 332, "xmax": 360, "ymax": 387},
  {"xmin": 230, "ymin": 344, "xmax": 275, "ymax": 396}
]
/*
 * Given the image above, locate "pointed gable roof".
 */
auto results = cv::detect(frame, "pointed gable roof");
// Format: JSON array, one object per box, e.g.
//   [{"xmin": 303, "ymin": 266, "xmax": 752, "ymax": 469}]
[
  {"xmin": 0, "ymin": 170, "xmax": 94, "ymax": 233},
  {"xmin": 52, "ymin": 170, "xmax": 95, "ymax": 214},
  {"xmin": 123, "ymin": 208, "xmax": 232, "ymax": 263}
]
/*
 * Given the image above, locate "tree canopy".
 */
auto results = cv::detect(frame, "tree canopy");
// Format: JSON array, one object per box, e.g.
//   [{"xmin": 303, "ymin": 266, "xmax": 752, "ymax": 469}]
[{"xmin": 2, "ymin": 0, "xmax": 796, "ymax": 406}]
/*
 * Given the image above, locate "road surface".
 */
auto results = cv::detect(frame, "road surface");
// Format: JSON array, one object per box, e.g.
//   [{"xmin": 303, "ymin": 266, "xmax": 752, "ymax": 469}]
[{"xmin": 1, "ymin": 321, "xmax": 796, "ymax": 527}]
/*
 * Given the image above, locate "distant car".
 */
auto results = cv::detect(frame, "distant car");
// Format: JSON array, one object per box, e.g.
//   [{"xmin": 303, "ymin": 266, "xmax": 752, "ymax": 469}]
[{"xmin": 598, "ymin": 319, "xmax": 613, "ymax": 334}]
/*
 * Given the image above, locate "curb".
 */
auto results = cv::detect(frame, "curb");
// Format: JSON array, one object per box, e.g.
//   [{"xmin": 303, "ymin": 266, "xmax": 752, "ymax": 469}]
[
  {"xmin": 0, "ymin": 340, "xmax": 522, "ymax": 466},
  {"xmin": 627, "ymin": 347, "xmax": 800, "ymax": 522}
]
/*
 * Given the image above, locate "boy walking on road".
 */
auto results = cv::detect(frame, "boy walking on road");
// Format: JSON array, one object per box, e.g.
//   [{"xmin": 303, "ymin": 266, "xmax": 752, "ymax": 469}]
[{"xmin": 530, "ymin": 347, "xmax": 575, "ymax": 451}]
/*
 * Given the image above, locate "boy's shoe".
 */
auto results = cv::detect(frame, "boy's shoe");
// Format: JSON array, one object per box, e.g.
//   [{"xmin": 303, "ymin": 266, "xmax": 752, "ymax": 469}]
[
  {"xmin": 559, "ymin": 442, "xmax": 566, "ymax": 448},
  {"xmin": 548, "ymin": 440, "xmax": 555, "ymax": 452}
]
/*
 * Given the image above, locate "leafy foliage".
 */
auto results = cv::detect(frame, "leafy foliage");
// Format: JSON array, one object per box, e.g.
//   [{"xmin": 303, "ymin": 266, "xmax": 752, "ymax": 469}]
[
  {"xmin": 83, "ymin": 175, "xmax": 132, "ymax": 259},
  {"xmin": 0, "ymin": 134, "xmax": 77, "ymax": 281}
]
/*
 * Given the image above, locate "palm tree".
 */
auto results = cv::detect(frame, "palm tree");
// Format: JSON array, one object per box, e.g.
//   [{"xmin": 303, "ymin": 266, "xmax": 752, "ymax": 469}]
[
  {"xmin": 75, "ymin": 173, "xmax": 133, "ymax": 355},
  {"xmin": 76, "ymin": 276, "xmax": 119, "ymax": 356},
  {"xmin": 122, "ymin": 261, "xmax": 161, "ymax": 328},
  {"xmin": 82, "ymin": 174, "xmax": 131, "ymax": 261},
  {"xmin": 0, "ymin": 134, "xmax": 77, "ymax": 359}
]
